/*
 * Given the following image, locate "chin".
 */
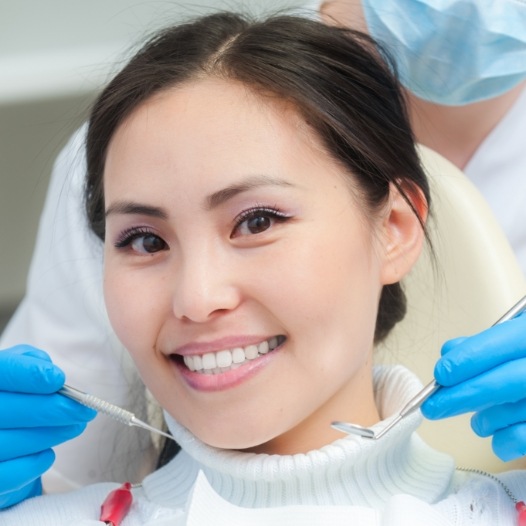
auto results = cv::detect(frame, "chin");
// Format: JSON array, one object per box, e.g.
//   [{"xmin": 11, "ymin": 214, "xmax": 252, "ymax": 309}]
[{"xmin": 193, "ymin": 427, "xmax": 274, "ymax": 452}]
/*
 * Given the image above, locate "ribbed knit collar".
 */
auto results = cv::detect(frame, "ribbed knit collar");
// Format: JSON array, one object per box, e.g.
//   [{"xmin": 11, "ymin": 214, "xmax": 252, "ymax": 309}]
[{"xmin": 142, "ymin": 366, "xmax": 454, "ymax": 511}]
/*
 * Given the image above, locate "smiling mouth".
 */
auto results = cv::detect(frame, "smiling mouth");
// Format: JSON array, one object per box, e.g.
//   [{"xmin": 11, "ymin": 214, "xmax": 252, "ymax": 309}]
[{"xmin": 177, "ymin": 335, "xmax": 285, "ymax": 375}]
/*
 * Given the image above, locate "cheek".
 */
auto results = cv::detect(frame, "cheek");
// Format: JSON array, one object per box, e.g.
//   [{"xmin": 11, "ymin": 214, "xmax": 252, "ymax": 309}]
[
  {"xmin": 298, "ymin": 247, "xmax": 380, "ymax": 343},
  {"xmin": 103, "ymin": 263, "xmax": 163, "ymax": 357},
  {"xmin": 257, "ymin": 222, "xmax": 381, "ymax": 334},
  {"xmin": 103, "ymin": 269, "xmax": 134, "ymax": 350}
]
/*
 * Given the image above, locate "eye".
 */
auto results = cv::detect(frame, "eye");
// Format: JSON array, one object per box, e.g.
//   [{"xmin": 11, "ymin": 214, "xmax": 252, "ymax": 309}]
[
  {"xmin": 232, "ymin": 207, "xmax": 290, "ymax": 238},
  {"xmin": 114, "ymin": 227, "xmax": 168, "ymax": 254}
]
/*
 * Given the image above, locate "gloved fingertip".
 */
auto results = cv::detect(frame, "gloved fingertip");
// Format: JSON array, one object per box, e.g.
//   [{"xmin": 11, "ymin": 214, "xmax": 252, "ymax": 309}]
[
  {"xmin": 18, "ymin": 346, "xmax": 52, "ymax": 362},
  {"xmin": 2, "ymin": 344, "xmax": 50, "ymax": 360},
  {"xmin": 420, "ymin": 398, "xmax": 442, "ymax": 420},
  {"xmin": 44, "ymin": 365, "xmax": 66, "ymax": 388},
  {"xmin": 59, "ymin": 396, "xmax": 97, "ymax": 422},
  {"xmin": 80, "ymin": 406, "xmax": 97, "ymax": 422},
  {"xmin": 39, "ymin": 447, "xmax": 56, "ymax": 466},
  {"xmin": 440, "ymin": 337, "xmax": 468, "ymax": 356},
  {"xmin": 35, "ymin": 449, "xmax": 56, "ymax": 477},
  {"xmin": 0, "ymin": 350, "xmax": 65, "ymax": 393},
  {"xmin": 470, "ymin": 413, "xmax": 491, "ymax": 438},
  {"xmin": 22, "ymin": 450, "xmax": 56, "ymax": 482},
  {"xmin": 31, "ymin": 364, "xmax": 66, "ymax": 394},
  {"xmin": 46, "ymin": 422, "xmax": 90, "ymax": 445},
  {"xmin": 433, "ymin": 359, "xmax": 454, "ymax": 387},
  {"xmin": 492, "ymin": 425, "xmax": 526, "ymax": 462},
  {"xmin": 492, "ymin": 440, "xmax": 521, "ymax": 462},
  {"xmin": 27, "ymin": 477, "xmax": 43, "ymax": 499},
  {"xmin": 68, "ymin": 422, "xmax": 90, "ymax": 439},
  {"xmin": 0, "ymin": 478, "xmax": 42, "ymax": 510}
]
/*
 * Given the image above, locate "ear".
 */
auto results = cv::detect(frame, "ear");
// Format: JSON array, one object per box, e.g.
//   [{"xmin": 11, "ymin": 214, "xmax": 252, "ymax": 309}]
[{"xmin": 379, "ymin": 181, "xmax": 428, "ymax": 285}]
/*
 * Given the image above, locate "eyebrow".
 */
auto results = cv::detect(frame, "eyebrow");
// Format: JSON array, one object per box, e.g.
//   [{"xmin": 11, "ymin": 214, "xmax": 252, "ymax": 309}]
[
  {"xmin": 105, "ymin": 175, "xmax": 294, "ymax": 218},
  {"xmin": 205, "ymin": 175, "xmax": 294, "ymax": 210},
  {"xmin": 105, "ymin": 201, "xmax": 168, "ymax": 219}
]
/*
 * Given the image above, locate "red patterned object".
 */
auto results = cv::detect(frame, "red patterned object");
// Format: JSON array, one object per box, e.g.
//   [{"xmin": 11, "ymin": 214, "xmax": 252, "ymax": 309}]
[{"xmin": 99, "ymin": 482, "xmax": 133, "ymax": 526}]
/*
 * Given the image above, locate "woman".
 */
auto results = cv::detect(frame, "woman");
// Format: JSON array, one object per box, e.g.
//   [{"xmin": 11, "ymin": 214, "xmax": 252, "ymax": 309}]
[
  {"xmin": 2, "ymin": 12, "xmax": 525, "ymax": 524},
  {"xmin": 2, "ymin": 0, "xmax": 526, "ymax": 508}
]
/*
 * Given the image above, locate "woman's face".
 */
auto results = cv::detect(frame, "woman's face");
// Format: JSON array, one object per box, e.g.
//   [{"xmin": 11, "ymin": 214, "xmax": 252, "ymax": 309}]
[{"xmin": 103, "ymin": 78, "xmax": 418, "ymax": 454}]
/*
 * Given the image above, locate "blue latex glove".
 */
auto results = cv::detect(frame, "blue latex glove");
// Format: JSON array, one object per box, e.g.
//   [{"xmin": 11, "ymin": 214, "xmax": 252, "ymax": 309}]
[
  {"xmin": 0, "ymin": 345, "xmax": 96, "ymax": 509},
  {"xmin": 421, "ymin": 312, "xmax": 526, "ymax": 461}
]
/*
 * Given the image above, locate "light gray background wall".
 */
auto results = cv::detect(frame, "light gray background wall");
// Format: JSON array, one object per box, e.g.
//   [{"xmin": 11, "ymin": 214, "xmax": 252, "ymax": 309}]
[{"xmin": 0, "ymin": 0, "xmax": 306, "ymax": 326}]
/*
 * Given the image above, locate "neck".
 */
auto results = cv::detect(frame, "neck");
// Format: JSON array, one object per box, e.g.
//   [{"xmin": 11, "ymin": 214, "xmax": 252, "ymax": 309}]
[
  {"xmin": 143, "ymin": 366, "xmax": 455, "ymax": 510},
  {"xmin": 407, "ymin": 82, "xmax": 525, "ymax": 170}
]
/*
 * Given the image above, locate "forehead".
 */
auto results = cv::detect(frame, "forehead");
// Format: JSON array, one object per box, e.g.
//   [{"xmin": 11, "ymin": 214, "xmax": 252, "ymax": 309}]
[
  {"xmin": 109, "ymin": 77, "xmax": 321, "ymax": 159},
  {"xmin": 104, "ymin": 77, "xmax": 360, "ymax": 208}
]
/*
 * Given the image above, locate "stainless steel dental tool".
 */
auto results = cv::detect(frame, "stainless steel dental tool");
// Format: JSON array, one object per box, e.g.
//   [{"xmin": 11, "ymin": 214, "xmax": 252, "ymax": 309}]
[
  {"xmin": 59, "ymin": 384, "xmax": 175, "ymax": 441},
  {"xmin": 332, "ymin": 293, "xmax": 526, "ymax": 441}
]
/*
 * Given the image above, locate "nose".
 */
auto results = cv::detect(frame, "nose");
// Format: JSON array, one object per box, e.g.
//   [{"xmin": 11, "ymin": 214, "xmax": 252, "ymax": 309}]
[{"xmin": 171, "ymin": 246, "xmax": 242, "ymax": 323}]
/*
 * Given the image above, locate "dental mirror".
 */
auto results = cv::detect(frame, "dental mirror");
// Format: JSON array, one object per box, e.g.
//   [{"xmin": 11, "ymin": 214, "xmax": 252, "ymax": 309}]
[{"xmin": 332, "ymin": 294, "xmax": 526, "ymax": 441}]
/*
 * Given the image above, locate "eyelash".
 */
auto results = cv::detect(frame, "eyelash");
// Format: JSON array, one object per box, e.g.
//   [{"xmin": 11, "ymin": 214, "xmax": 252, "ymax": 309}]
[
  {"xmin": 112, "ymin": 206, "xmax": 291, "ymax": 249},
  {"xmin": 232, "ymin": 206, "xmax": 291, "ymax": 235},
  {"xmin": 114, "ymin": 226, "xmax": 159, "ymax": 249}
]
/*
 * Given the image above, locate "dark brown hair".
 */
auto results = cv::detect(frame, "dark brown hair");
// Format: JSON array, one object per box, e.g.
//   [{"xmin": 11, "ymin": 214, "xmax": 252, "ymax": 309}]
[{"xmin": 85, "ymin": 11, "xmax": 430, "ymax": 345}]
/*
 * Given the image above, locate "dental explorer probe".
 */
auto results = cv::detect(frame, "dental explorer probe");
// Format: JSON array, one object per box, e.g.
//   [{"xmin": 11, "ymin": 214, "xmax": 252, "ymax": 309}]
[
  {"xmin": 59, "ymin": 384, "xmax": 175, "ymax": 441},
  {"xmin": 332, "ymin": 293, "xmax": 526, "ymax": 441}
]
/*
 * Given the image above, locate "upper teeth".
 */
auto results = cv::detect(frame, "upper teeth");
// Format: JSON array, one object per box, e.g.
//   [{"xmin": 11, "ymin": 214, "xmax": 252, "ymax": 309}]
[{"xmin": 183, "ymin": 336, "xmax": 280, "ymax": 374}]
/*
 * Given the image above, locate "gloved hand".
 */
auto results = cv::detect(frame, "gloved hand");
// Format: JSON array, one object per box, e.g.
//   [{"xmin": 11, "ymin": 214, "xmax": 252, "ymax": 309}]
[
  {"xmin": 421, "ymin": 312, "xmax": 526, "ymax": 461},
  {"xmin": 0, "ymin": 345, "xmax": 96, "ymax": 509}
]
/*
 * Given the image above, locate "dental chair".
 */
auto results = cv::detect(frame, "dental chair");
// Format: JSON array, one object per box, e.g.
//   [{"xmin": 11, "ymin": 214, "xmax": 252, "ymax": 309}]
[{"xmin": 376, "ymin": 145, "xmax": 526, "ymax": 472}]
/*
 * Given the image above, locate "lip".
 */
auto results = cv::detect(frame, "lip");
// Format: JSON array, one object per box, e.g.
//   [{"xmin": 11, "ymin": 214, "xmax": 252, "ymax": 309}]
[{"xmin": 169, "ymin": 335, "xmax": 285, "ymax": 392}]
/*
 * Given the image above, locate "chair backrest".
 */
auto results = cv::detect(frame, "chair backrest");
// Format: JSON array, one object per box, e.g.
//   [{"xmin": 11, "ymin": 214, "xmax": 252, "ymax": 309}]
[{"xmin": 376, "ymin": 145, "xmax": 526, "ymax": 473}]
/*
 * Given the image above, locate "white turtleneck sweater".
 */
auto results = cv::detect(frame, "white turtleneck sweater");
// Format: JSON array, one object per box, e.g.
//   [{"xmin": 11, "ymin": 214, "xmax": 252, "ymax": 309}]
[{"xmin": 3, "ymin": 366, "xmax": 526, "ymax": 525}]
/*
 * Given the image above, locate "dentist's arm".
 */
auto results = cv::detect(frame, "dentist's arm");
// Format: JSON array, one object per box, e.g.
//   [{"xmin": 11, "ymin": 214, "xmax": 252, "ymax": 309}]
[
  {"xmin": 0, "ymin": 346, "xmax": 95, "ymax": 509},
  {"xmin": 422, "ymin": 313, "xmax": 526, "ymax": 461}
]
